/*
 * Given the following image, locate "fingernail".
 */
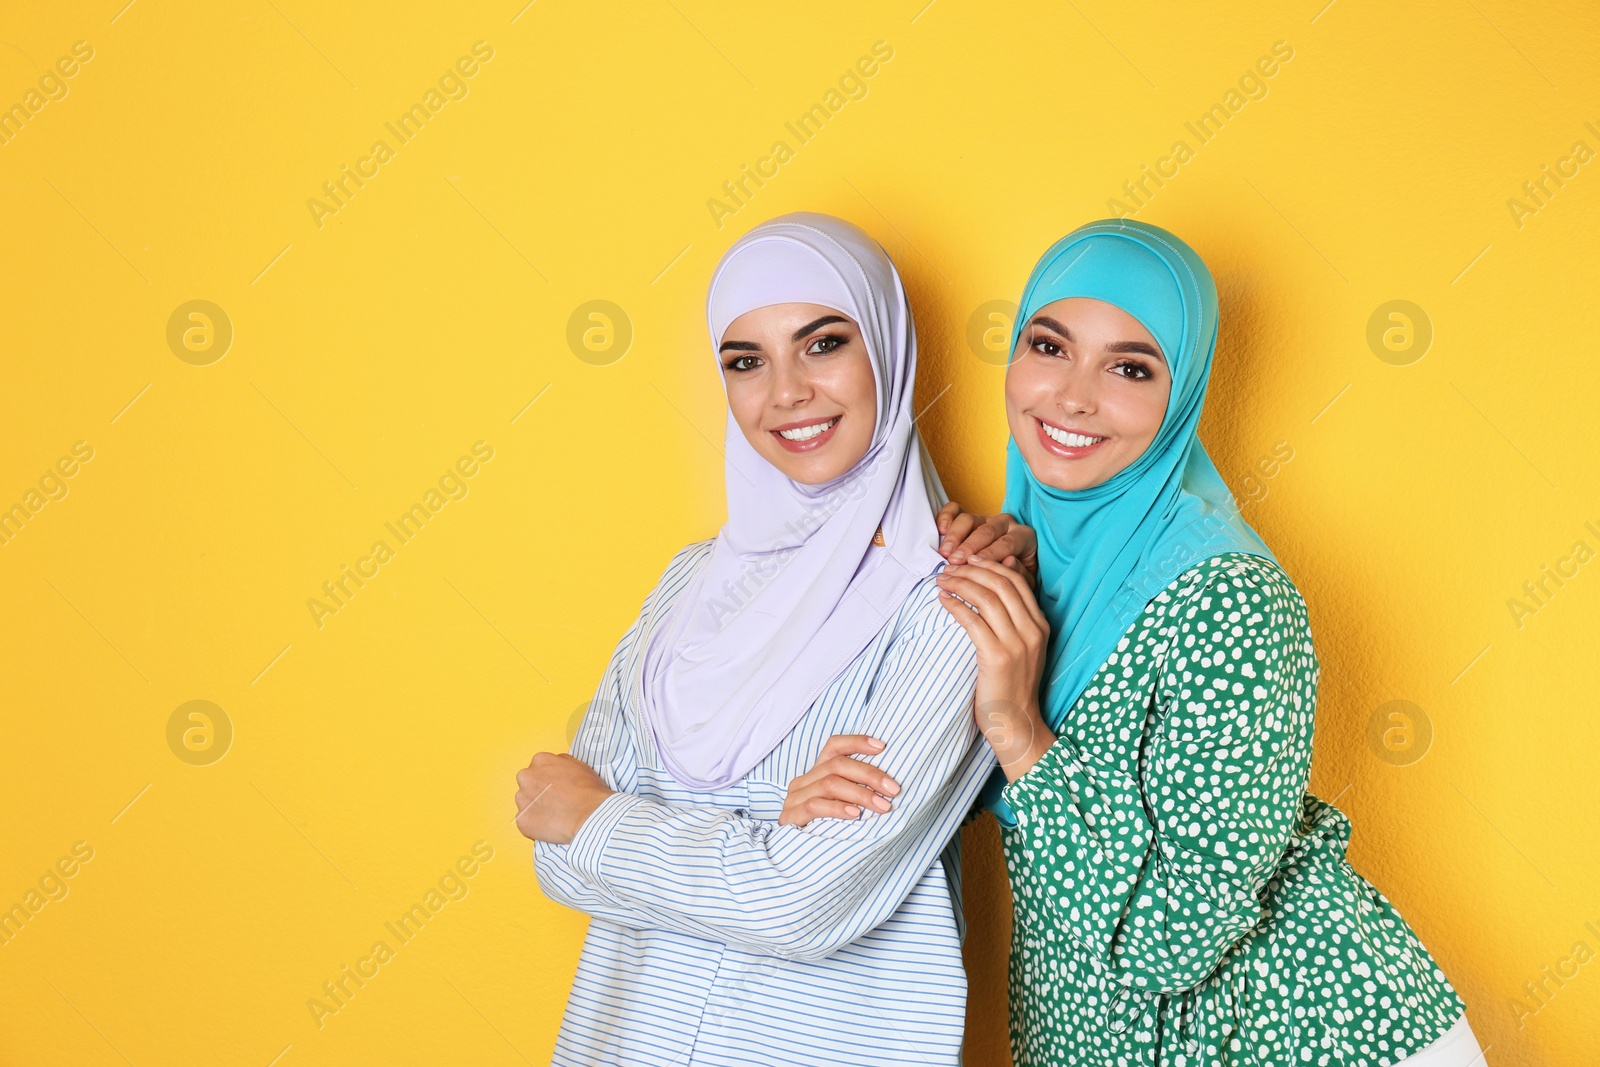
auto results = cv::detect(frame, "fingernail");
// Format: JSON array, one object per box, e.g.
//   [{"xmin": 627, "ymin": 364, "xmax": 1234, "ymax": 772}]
[
  {"xmin": 845, "ymin": 805, "xmax": 861, "ymax": 817},
  {"xmin": 868, "ymin": 737, "xmax": 885, "ymax": 749},
  {"xmin": 884, "ymin": 779, "xmax": 901, "ymax": 796},
  {"xmin": 873, "ymin": 796, "xmax": 891, "ymax": 812}
]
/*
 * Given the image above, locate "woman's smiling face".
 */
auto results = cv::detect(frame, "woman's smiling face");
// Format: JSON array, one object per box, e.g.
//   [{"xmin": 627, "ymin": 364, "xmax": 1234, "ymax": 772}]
[
  {"xmin": 1005, "ymin": 297, "xmax": 1173, "ymax": 491},
  {"xmin": 719, "ymin": 302, "xmax": 877, "ymax": 484}
]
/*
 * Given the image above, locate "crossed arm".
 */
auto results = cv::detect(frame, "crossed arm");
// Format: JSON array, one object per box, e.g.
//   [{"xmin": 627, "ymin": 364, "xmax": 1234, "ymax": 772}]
[
  {"xmin": 516, "ymin": 510, "xmax": 1028, "ymax": 960},
  {"xmin": 527, "ymin": 608, "xmax": 994, "ymax": 962}
]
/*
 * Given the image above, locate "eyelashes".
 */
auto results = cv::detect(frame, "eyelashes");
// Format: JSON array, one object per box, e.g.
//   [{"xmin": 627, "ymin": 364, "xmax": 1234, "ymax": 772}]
[
  {"xmin": 722, "ymin": 333, "xmax": 852, "ymax": 372},
  {"xmin": 806, "ymin": 333, "xmax": 848, "ymax": 355},
  {"xmin": 1028, "ymin": 337, "xmax": 1155, "ymax": 380}
]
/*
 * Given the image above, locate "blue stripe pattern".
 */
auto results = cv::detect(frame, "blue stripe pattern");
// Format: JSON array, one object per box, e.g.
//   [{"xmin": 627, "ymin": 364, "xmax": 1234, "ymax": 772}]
[{"xmin": 534, "ymin": 540, "xmax": 997, "ymax": 1066}]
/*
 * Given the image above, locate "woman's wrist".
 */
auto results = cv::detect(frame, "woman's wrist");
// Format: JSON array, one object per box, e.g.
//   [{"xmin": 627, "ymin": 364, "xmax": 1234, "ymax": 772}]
[
  {"xmin": 567, "ymin": 786, "xmax": 616, "ymax": 841},
  {"xmin": 981, "ymin": 700, "xmax": 1056, "ymax": 783}
]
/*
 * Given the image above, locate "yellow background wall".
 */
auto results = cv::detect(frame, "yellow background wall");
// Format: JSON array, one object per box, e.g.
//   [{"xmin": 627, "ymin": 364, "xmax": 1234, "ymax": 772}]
[{"xmin": 2, "ymin": 1, "xmax": 1596, "ymax": 1063}]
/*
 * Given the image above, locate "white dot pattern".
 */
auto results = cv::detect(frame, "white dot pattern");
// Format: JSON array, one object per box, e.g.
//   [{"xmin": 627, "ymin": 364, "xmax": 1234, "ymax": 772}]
[{"xmin": 1000, "ymin": 552, "xmax": 1464, "ymax": 1065}]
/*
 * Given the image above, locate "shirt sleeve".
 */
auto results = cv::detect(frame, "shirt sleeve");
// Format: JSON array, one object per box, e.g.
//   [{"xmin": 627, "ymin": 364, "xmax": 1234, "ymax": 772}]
[
  {"xmin": 531, "ymin": 549, "xmax": 679, "ymax": 924},
  {"xmin": 531, "ymin": 680, "xmax": 635, "ymax": 907},
  {"xmin": 539, "ymin": 600, "xmax": 995, "ymax": 963},
  {"xmin": 1000, "ymin": 555, "xmax": 1319, "ymax": 993}
]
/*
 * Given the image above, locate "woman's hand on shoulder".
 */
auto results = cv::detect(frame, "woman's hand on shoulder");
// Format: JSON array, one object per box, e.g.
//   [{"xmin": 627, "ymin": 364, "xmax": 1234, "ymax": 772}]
[
  {"xmin": 934, "ymin": 501, "xmax": 1039, "ymax": 584},
  {"xmin": 935, "ymin": 557, "xmax": 1057, "ymax": 782},
  {"xmin": 779, "ymin": 734, "xmax": 901, "ymax": 828}
]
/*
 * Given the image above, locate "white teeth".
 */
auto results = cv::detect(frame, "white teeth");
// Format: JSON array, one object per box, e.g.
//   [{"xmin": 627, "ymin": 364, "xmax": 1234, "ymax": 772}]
[
  {"xmin": 1041, "ymin": 422, "xmax": 1105, "ymax": 448},
  {"xmin": 777, "ymin": 417, "xmax": 839, "ymax": 441}
]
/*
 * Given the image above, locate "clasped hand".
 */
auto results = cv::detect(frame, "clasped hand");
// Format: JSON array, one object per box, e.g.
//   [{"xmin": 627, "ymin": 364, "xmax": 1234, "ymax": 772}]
[{"xmin": 778, "ymin": 505, "xmax": 1055, "ymax": 828}]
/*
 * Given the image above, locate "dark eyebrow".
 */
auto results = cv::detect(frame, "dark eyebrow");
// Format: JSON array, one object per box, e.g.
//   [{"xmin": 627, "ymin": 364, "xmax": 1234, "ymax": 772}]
[
  {"xmin": 1106, "ymin": 339, "xmax": 1165, "ymax": 361},
  {"xmin": 1027, "ymin": 315, "xmax": 1072, "ymax": 339},
  {"xmin": 792, "ymin": 314, "xmax": 849, "ymax": 341},
  {"xmin": 719, "ymin": 314, "xmax": 851, "ymax": 354},
  {"xmin": 1025, "ymin": 315, "xmax": 1165, "ymax": 363}
]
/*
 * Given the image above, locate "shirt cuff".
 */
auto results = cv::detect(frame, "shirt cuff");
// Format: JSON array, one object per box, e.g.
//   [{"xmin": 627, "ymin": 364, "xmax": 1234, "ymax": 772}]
[
  {"xmin": 1000, "ymin": 735, "xmax": 1075, "ymax": 814},
  {"xmin": 567, "ymin": 790, "xmax": 641, "ymax": 884}
]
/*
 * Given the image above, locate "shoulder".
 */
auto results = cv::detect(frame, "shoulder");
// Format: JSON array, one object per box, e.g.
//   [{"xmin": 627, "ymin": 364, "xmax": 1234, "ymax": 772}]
[
  {"xmin": 660, "ymin": 537, "xmax": 716, "ymax": 580},
  {"xmin": 1150, "ymin": 552, "xmax": 1315, "ymax": 668},
  {"xmin": 883, "ymin": 566, "xmax": 979, "ymax": 655},
  {"xmin": 625, "ymin": 538, "xmax": 715, "ymax": 633},
  {"xmin": 651, "ymin": 538, "xmax": 715, "ymax": 594},
  {"xmin": 1157, "ymin": 551, "xmax": 1309, "ymax": 627},
  {"xmin": 857, "ymin": 569, "xmax": 980, "ymax": 720},
  {"xmin": 1155, "ymin": 552, "xmax": 1318, "ymax": 681}
]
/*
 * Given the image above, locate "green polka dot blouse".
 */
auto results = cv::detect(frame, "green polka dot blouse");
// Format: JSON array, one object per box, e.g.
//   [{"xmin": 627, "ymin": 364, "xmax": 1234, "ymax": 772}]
[{"xmin": 1000, "ymin": 552, "xmax": 1465, "ymax": 1065}]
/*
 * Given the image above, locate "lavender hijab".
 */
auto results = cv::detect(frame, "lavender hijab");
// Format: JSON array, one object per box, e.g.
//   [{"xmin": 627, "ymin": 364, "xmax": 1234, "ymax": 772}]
[{"xmin": 637, "ymin": 212, "xmax": 949, "ymax": 790}]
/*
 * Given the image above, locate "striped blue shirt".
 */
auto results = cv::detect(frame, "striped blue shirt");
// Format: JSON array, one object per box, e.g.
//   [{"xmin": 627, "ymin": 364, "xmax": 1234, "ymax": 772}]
[{"xmin": 534, "ymin": 539, "xmax": 997, "ymax": 1066}]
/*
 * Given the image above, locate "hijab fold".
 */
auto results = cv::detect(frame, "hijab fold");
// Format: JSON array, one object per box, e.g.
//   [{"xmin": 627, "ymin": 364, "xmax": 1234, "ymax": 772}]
[
  {"xmin": 638, "ymin": 212, "xmax": 948, "ymax": 791},
  {"xmin": 974, "ymin": 219, "xmax": 1279, "ymax": 829}
]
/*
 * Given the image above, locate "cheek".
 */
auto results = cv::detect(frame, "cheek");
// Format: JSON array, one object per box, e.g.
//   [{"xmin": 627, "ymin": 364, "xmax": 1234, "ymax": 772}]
[
  {"xmin": 1107, "ymin": 382, "xmax": 1169, "ymax": 441},
  {"xmin": 1145, "ymin": 380, "xmax": 1173, "ymax": 436},
  {"xmin": 1003, "ymin": 364, "xmax": 1047, "ymax": 426},
  {"xmin": 848, "ymin": 355, "xmax": 878, "ymax": 411},
  {"xmin": 724, "ymin": 380, "xmax": 766, "ymax": 440},
  {"xmin": 819, "ymin": 354, "xmax": 877, "ymax": 422}
]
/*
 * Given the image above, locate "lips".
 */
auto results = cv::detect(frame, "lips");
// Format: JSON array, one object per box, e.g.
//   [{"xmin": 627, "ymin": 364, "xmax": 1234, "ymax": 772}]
[
  {"xmin": 770, "ymin": 415, "xmax": 841, "ymax": 453},
  {"xmin": 1034, "ymin": 416, "xmax": 1108, "ymax": 459}
]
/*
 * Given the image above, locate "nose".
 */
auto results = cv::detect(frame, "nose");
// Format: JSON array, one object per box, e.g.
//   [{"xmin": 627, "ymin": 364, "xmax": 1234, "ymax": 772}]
[
  {"xmin": 1050, "ymin": 359, "xmax": 1098, "ymax": 416},
  {"xmin": 771, "ymin": 356, "xmax": 813, "ymax": 407}
]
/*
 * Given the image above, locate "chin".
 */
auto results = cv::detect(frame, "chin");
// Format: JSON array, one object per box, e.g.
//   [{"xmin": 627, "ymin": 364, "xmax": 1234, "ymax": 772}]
[
  {"xmin": 812, "ymin": 462, "xmax": 859, "ymax": 485},
  {"xmin": 769, "ymin": 454, "xmax": 841, "ymax": 485},
  {"xmin": 1026, "ymin": 452, "xmax": 1100, "ymax": 493},
  {"xmin": 772, "ymin": 438, "xmax": 870, "ymax": 484},
  {"xmin": 1054, "ymin": 472, "xmax": 1100, "ymax": 491}
]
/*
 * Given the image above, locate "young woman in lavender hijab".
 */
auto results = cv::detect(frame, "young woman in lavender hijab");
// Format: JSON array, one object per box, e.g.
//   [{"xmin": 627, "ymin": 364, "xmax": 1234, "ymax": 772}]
[
  {"xmin": 512, "ymin": 211, "xmax": 1033, "ymax": 1067},
  {"xmin": 794, "ymin": 219, "xmax": 1481, "ymax": 1065}
]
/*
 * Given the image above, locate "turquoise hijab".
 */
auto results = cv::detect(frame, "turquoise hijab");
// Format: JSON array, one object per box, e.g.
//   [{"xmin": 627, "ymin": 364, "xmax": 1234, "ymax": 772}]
[{"xmin": 975, "ymin": 219, "xmax": 1278, "ymax": 829}]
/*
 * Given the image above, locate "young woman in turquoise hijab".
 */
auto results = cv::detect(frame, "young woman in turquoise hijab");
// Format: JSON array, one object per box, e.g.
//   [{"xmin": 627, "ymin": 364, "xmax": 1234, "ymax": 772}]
[{"xmin": 789, "ymin": 219, "xmax": 1483, "ymax": 1065}]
